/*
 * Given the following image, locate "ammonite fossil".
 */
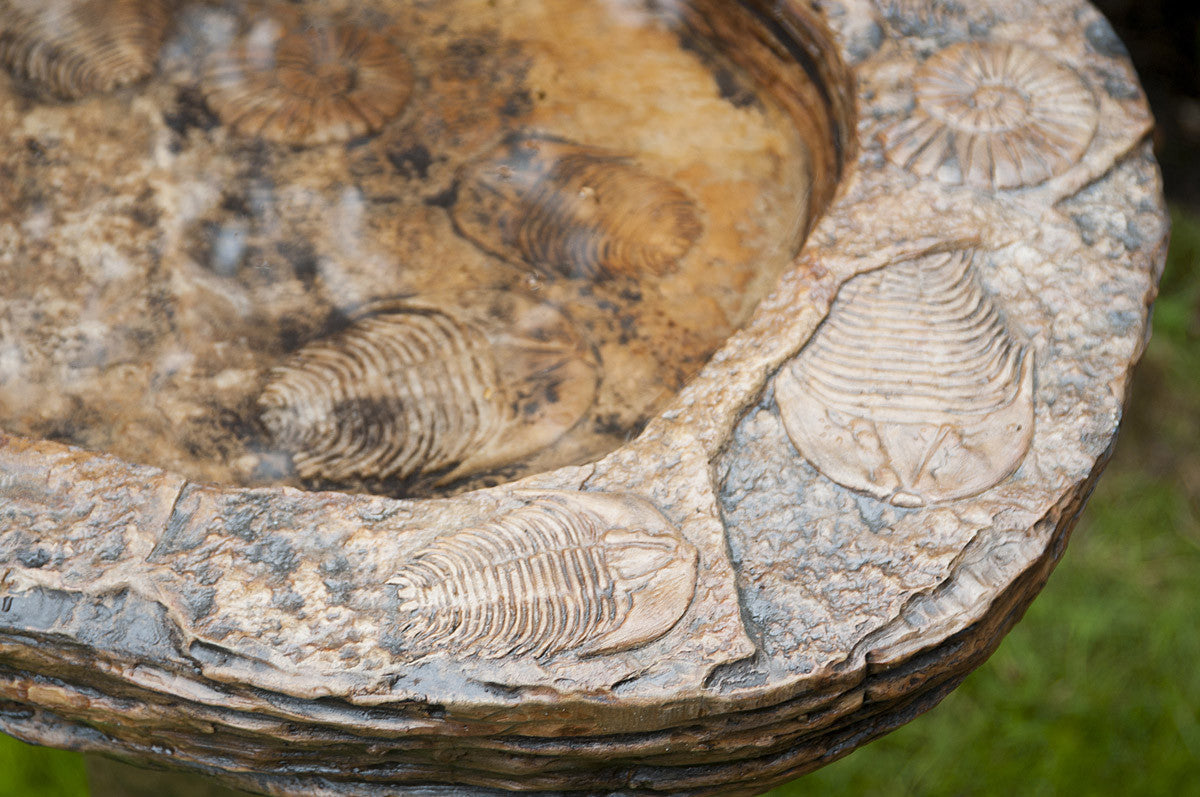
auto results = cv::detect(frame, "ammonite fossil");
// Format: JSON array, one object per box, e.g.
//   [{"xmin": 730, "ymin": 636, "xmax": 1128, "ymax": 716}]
[
  {"xmin": 390, "ymin": 492, "xmax": 698, "ymax": 659},
  {"xmin": 883, "ymin": 42, "xmax": 1098, "ymax": 189},
  {"xmin": 0, "ymin": 0, "xmax": 170, "ymax": 99},
  {"xmin": 774, "ymin": 250, "xmax": 1035, "ymax": 506},
  {"xmin": 451, "ymin": 133, "xmax": 704, "ymax": 279},
  {"xmin": 259, "ymin": 292, "xmax": 597, "ymax": 485},
  {"xmin": 201, "ymin": 13, "xmax": 412, "ymax": 146}
]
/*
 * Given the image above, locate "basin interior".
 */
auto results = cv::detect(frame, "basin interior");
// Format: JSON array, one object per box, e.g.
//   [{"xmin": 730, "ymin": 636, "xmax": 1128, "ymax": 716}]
[{"xmin": 0, "ymin": 0, "xmax": 842, "ymax": 497}]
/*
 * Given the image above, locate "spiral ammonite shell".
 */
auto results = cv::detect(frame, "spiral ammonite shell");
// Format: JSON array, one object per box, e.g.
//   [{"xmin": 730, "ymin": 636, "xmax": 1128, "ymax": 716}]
[
  {"xmin": 391, "ymin": 492, "xmax": 698, "ymax": 659},
  {"xmin": 883, "ymin": 42, "xmax": 1098, "ymax": 189},
  {"xmin": 452, "ymin": 133, "xmax": 704, "ymax": 280},
  {"xmin": 260, "ymin": 292, "xmax": 597, "ymax": 486},
  {"xmin": 0, "ymin": 0, "xmax": 170, "ymax": 99},
  {"xmin": 775, "ymin": 250, "xmax": 1035, "ymax": 507},
  {"xmin": 202, "ymin": 15, "xmax": 412, "ymax": 146}
]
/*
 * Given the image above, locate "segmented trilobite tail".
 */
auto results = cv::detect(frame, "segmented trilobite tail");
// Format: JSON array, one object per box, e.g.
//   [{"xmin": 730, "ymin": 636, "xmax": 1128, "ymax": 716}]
[
  {"xmin": 260, "ymin": 308, "xmax": 511, "ymax": 483},
  {"xmin": 392, "ymin": 501, "xmax": 625, "ymax": 658},
  {"xmin": 453, "ymin": 134, "xmax": 702, "ymax": 280},
  {"xmin": 795, "ymin": 250, "xmax": 1030, "ymax": 424},
  {"xmin": 777, "ymin": 249, "xmax": 1036, "ymax": 505},
  {"xmin": 515, "ymin": 152, "xmax": 702, "ymax": 279},
  {"xmin": 0, "ymin": 0, "xmax": 170, "ymax": 99}
]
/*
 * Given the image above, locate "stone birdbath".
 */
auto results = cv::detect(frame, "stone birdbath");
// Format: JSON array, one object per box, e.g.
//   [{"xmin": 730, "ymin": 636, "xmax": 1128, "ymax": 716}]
[{"xmin": 0, "ymin": 0, "xmax": 1166, "ymax": 794}]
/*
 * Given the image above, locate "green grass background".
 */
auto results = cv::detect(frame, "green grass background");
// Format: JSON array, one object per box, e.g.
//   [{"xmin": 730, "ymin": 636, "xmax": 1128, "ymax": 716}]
[{"xmin": 2, "ymin": 211, "xmax": 1198, "ymax": 796}]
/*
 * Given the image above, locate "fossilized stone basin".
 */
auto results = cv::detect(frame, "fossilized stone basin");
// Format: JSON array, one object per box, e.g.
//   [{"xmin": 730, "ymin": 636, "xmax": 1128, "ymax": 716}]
[
  {"xmin": 0, "ymin": 0, "xmax": 1167, "ymax": 795},
  {"xmin": 0, "ymin": 0, "xmax": 844, "ymax": 499}
]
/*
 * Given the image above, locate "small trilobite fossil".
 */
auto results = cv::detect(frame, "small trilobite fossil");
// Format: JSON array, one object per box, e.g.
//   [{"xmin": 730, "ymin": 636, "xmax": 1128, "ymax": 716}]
[
  {"xmin": 775, "ymin": 250, "xmax": 1034, "ymax": 507},
  {"xmin": 389, "ymin": 491, "xmax": 698, "ymax": 659},
  {"xmin": 260, "ymin": 291, "xmax": 597, "ymax": 485},
  {"xmin": 884, "ymin": 42, "xmax": 1098, "ymax": 189},
  {"xmin": 201, "ymin": 11, "xmax": 412, "ymax": 145},
  {"xmin": 0, "ymin": 0, "xmax": 171, "ymax": 99},
  {"xmin": 451, "ymin": 133, "xmax": 704, "ymax": 280}
]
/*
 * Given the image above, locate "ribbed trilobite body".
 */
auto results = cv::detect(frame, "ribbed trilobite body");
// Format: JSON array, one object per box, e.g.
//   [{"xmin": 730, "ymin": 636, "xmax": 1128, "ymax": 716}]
[
  {"xmin": 452, "ymin": 134, "xmax": 703, "ymax": 280},
  {"xmin": 392, "ymin": 495, "xmax": 697, "ymax": 659},
  {"xmin": 0, "ymin": 0, "xmax": 170, "ymax": 99},
  {"xmin": 776, "ymin": 250, "xmax": 1034, "ymax": 505},
  {"xmin": 261, "ymin": 308, "xmax": 508, "ymax": 483}
]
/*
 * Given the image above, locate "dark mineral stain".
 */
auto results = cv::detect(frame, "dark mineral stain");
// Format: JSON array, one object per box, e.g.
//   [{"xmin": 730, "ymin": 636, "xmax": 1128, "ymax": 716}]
[
  {"xmin": 214, "ymin": 406, "xmax": 260, "ymax": 445},
  {"xmin": 17, "ymin": 548, "xmax": 50, "ymax": 569},
  {"xmin": 444, "ymin": 36, "xmax": 491, "ymax": 79},
  {"xmin": 219, "ymin": 191, "xmax": 252, "ymax": 217},
  {"xmin": 23, "ymin": 138, "xmax": 49, "ymax": 164},
  {"xmin": 1086, "ymin": 17, "xmax": 1129, "ymax": 58},
  {"xmin": 270, "ymin": 589, "xmax": 305, "ymax": 612},
  {"xmin": 424, "ymin": 183, "xmax": 458, "ymax": 209},
  {"xmin": 323, "ymin": 578, "xmax": 354, "ymax": 606},
  {"xmin": 246, "ymin": 536, "xmax": 299, "ymax": 579},
  {"xmin": 847, "ymin": 22, "xmax": 883, "ymax": 63},
  {"xmin": 592, "ymin": 412, "xmax": 627, "ymax": 437},
  {"xmin": 276, "ymin": 239, "xmax": 320, "ymax": 283},
  {"xmin": 181, "ymin": 586, "xmax": 217, "ymax": 620},
  {"xmin": 127, "ymin": 187, "xmax": 160, "ymax": 228},
  {"xmin": 1103, "ymin": 73, "xmax": 1141, "ymax": 101},
  {"xmin": 96, "ymin": 535, "xmax": 126, "ymax": 562},
  {"xmin": 71, "ymin": 590, "xmax": 183, "ymax": 663},
  {"xmin": 677, "ymin": 29, "xmax": 760, "ymax": 110},
  {"xmin": 163, "ymin": 87, "xmax": 220, "ymax": 142},
  {"xmin": 32, "ymin": 398, "xmax": 103, "ymax": 448},
  {"xmin": 500, "ymin": 88, "xmax": 533, "ymax": 117},
  {"xmin": 386, "ymin": 142, "xmax": 434, "ymax": 179},
  {"xmin": 220, "ymin": 494, "xmax": 281, "ymax": 541},
  {"xmin": 713, "ymin": 66, "xmax": 757, "ymax": 108},
  {"xmin": 319, "ymin": 554, "xmax": 351, "ymax": 577}
]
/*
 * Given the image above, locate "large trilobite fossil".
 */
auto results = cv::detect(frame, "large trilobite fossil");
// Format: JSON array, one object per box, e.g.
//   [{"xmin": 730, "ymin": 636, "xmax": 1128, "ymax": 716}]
[
  {"xmin": 775, "ymin": 250, "xmax": 1035, "ymax": 506},
  {"xmin": 260, "ymin": 291, "xmax": 597, "ymax": 486},
  {"xmin": 0, "ymin": 0, "xmax": 171, "ymax": 99},
  {"xmin": 451, "ymin": 132, "xmax": 704, "ymax": 280},
  {"xmin": 390, "ymin": 491, "xmax": 698, "ymax": 659}
]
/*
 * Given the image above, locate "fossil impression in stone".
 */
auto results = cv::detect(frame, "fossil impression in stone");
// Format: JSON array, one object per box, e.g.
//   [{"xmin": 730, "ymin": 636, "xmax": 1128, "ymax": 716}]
[
  {"xmin": 390, "ymin": 492, "xmax": 698, "ymax": 659},
  {"xmin": 201, "ymin": 14, "xmax": 412, "ymax": 145},
  {"xmin": 883, "ymin": 42, "xmax": 1098, "ymax": 189},
  {"xmin": 774, "ymin": 250, "xmax": 1034, "ymax": 507},
  {"xmin": 451, "ymin": 133, "xmax": 703, "ymax": 279},
  {"xmin": 0, "ymin": 0, "xmax": 170, "ymax": 99},
  {"xmin": 260, "ymin": 292, "xmax": 597, "ymax": 485}
]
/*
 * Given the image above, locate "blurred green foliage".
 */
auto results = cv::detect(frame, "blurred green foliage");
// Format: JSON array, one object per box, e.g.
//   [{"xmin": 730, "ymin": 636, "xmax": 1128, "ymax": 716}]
[
  {"xmin": 0, "ymin": 735, "xmax": 88, "ymax": 797},
  {"xmin": 1, "ymin": 213, "xmax": 1197, "ymax": 797}
]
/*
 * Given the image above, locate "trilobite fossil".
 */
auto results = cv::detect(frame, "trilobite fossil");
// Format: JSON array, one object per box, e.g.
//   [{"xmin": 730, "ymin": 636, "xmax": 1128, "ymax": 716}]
[
  {"xmin": 389, "ymin": 491, "xmax": 698, "ymax": 659},
  {"xmin": 451, "ymin": 133, "xmax": 704, "ymax": 280},
  {"xmin": 775, "ymin": 250, "xmax": 1034, "ymax": 506},
  {"xmin": 0, "ymin": 0, "xmax": 171, "ymax": 99},
  {"xmin": 201, "ymin": 11, "xmax": 412, "ymax": 145},
  {"xmin": 260, "ymin": 291, "xmax": 597, "ymax": 485}
]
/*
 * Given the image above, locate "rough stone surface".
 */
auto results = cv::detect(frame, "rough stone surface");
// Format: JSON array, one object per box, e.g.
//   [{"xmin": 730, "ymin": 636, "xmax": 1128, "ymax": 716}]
[{"xmin": 0, "ymin": 0, "xmax": 1166, "ymax": 794}]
